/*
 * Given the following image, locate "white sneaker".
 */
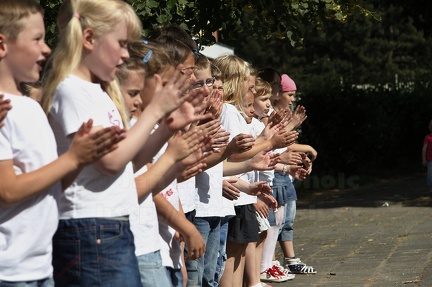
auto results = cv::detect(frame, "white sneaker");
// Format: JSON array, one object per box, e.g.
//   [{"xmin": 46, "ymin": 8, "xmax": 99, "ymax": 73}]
[{"xmin": 260, "ymin": 265, "xmax": 294, "ymax": 282}]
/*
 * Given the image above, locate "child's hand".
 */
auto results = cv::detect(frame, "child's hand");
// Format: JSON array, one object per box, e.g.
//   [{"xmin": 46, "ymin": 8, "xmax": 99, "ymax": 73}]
[
  {"xmin": 287, "ymin": 165, "xmax": 308, "ymax": 181},
  {"xmin": 148, "ymin": 65, "xmax": 193, "ymax": 117},
  {"xmin": 301, "ymin": 154, "xmax": 313, "ymax": 174},
  {"xmin": 280, "ymin": 150, "xmax": 303, "ymax": 165},
  {"xmin": 0, "ymin": 94, "xmax": 12, "ymax": 128},
  {"xmin": 166, "ymin": 129, "xmax": 205, "ymax": 162},
  {"xmin": 289, "ymin": 105, "xmax": 307, "ymax": 129},
  {"xmin": 205, "ymin": 89, "xmax": 224, "ymax": 120},
  {"xmin": 69, "ymin": 119, "xmax": 125, "ymax": 166},
  {"xmin": 193, "ymin": 119, "xmax": 221, "ymax": 137},
  {"xmin": 259, "ymin": 193, "xmax": 278, "ymax": 210},
  {"xmin": 177, "ymin": 158, "xmax": 207, "ymax": 182},
  {"xmin": 254, "ymin": 198, "xmax": 269, "ymax": 218},
  {"xmin": 164, "ymin": 100, "xmax": 213, "ymax": 132},
  {"xmin": 271, "ymin": 129, "xmax": 298, "ymax": 149},
  {"xmin": 183, "ymin": 225, "xmax": 206, "ymax": 261},
  {"xmin": 248, "ymin": 181, "xmax": 271, "ymax": 196},
  {"xmin": 249, "ymin": 150, "xmax": 280, "ymax": 171},
  {"xmin": 268, "ymin": 108, "xmax": 291, "ymax": 128},
  {"xmin": 222, "ymin": 178, "xmax": 241, "ymax": 201},
  {"xmin": 211, "ymin": 128, "xmax": 230, "ymax": 149},
  {"xmin": 227, "ymin": 133, "xmax": 255, "ymax": 154}
]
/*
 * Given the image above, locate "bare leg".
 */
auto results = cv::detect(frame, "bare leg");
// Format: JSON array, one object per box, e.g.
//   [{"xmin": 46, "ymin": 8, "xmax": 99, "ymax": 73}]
[
  {"xmin": 279, "ymin": 240, "xmax": 295, "ymax": 258},
  {"xmin": 220, "ymin": 241, "xmax": 246, "ymax": 287}
]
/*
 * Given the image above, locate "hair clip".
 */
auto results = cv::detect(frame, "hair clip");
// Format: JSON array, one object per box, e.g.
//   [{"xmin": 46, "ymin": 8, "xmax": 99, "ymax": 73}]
[
  {"xmin": 193, "ymin": 49, "xmax": 201, "ymax": 59},
  {"xmin": 142, "ymin": 39, "xmax": 148, "ymax": 44},
  {"xmin": 143, "ymin": 50, "xmax": 153, "ymax": 63}
]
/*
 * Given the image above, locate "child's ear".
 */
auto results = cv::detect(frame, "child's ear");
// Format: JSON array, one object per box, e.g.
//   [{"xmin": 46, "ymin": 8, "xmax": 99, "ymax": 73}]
[
  {"xmin": 0, "ymin": 34, "xmax": 7, "ymax": 59},
  {"xmin": 82, "ymin": 28, "xmax": 94, "ymax": 51}
]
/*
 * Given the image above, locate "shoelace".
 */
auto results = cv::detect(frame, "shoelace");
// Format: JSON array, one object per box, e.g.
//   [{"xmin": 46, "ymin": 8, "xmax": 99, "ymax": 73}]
[
  {"xmin": 266, "ymin": 266, "xmax": 283, "ymax": 279},
  {"xmin": 271, "ymin": 265, "xmax": 286, "ymax": 277}
]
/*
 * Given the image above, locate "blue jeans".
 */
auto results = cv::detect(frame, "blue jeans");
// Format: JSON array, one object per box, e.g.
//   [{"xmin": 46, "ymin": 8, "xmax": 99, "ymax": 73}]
[
  {"xmin": 166, "ymin": 267, "xmax": 183, "ymax": 287},
  {"xmin": 52, "ymin": 217, "xmax": 142, "ymax": 287},
  {"xmin": 137, "ymin": 250, "xmax": 170, "ymax": 287},
  {"xmin": 0, "ymin": 277, "xmax": 53, "ymax": 287},
  {"xmin": 186, "ymin": 216, "xmax": 221, "ymax": 287},
  {"xmin": 214, "ymin": 216, "xmax": 230, "ymax": 284},
  {"xmin": 278, "ymin": 200, "xmax": 296, "ymax": 242}
]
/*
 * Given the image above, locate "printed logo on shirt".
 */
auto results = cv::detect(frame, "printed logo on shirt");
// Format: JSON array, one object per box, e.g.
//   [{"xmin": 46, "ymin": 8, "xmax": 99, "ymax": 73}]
[
  {"xmin": 108, "ymin": 110, "xmax": 121, "ymax": 126},
  {"xmin": 163, "ymin": 188, "xmax": 173, "ymax": 199}
]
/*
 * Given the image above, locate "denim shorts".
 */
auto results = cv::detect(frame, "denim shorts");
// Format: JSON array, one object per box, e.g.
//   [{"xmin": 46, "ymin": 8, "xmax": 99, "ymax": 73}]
[
  {"xmin": 272, "ymin": 172, "xmax": 297, "ymax": 205},
  {"xmin": 166, "ymin": 267, "xmax": 183, "ymax": 287},
  {"xmin": 0, "ymin": 277, "xmax": 53, "ymax": 287},
  {"xmin": 278, "ymin": 200, "xmax": 296, "ymax": 242},
  {"xmin": 137, "ymin": 250, "xmax": 170, "ymax": 287},
  {"xmin": 52, "ymin": 217, "xmax": 142, "ymax": 287}
]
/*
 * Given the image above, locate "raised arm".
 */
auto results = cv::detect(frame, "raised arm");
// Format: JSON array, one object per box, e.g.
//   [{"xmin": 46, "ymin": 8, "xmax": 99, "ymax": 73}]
[{"xmin": 0, "ymin": 120, "xmax": 124, "ymax": 207}]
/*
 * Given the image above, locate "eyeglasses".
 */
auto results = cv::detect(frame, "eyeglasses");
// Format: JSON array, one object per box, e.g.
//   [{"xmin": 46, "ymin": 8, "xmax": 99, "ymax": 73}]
[{"xmin": 191, "ymin": 77, "xmax": 216, "ymax": 90}]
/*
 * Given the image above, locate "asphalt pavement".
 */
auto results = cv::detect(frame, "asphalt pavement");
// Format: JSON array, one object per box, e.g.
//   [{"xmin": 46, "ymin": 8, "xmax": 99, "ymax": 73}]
[{"xmin": 273, "ymin": 174, "xmax": 432, "ymax": 287}]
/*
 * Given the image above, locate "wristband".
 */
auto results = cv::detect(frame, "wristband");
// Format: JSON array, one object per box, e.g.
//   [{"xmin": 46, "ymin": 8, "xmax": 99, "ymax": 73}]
[{"xmin": 282, "ymin": 164, "xmax": 287, "ymax": 175}]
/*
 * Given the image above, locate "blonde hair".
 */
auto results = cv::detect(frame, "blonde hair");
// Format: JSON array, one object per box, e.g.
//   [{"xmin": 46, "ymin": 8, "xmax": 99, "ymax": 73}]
[
  {"xmin": 0, "ymin": 0, "xmax": 43, "ymax": 40},
  {"xmin": 255, "ymin": 77, "xmax": 272, "ymax": 98},
  {"xmin": 211, "ymin": 55, "xmax": 250, "ymax": 105},
  {"xmin": 41, "ymin": 0, "xmax": 142, "ymax": 127}
]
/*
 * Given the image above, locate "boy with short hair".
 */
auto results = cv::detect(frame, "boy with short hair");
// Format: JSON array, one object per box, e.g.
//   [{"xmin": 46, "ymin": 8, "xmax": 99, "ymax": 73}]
[{"xmin": 0, "ymin": 1, "xmax": 121, "ymax": 285}]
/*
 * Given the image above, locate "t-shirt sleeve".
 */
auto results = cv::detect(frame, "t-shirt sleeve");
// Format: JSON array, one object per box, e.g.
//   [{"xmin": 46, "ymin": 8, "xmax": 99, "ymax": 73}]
[
  {"xmin": 220, "ymin": 104, "xmax": 245, "ymax": 141},
  {"xmin": 0, "ymin": 125, "xmax": 12, "ymax": 161},
  {"xmin": 50, "ymin": 81, "xmax": 110, "ymax": 137}
]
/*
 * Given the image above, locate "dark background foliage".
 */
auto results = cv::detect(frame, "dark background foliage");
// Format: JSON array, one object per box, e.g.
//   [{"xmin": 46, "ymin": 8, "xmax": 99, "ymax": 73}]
[{"xmin": 38, "ymin": 0, "xmax": 432, "ymax": 187}]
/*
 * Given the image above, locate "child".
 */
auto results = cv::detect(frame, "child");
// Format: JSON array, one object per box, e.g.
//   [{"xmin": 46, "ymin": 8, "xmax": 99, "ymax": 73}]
[
  {"xmin": 116, "ymin": 57, "xmax": 144, "ymax": 123},
  {"xmin": 254, "ymin": 77, "xmax": 295, "ymax": 283},
  {"xmin": 129, "ymin": 39, "xmax": 209, "ymax": 287},
  {"xmin": 40, "ymin": 1, "xmax": 196, "ymax": 286},
  {"xmin": 0, "ymin": 0, "xmax": 123, "ymax": 285},
  {"xmin": 271, "ymin": 73, "xmax": 317, "ymax": 275},
  {"xmin": 422, "ymin": 119, "xmax": 432, "ymax": 195}
]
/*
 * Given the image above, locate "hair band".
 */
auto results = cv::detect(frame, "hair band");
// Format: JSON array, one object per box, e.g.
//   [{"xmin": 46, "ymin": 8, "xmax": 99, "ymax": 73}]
[
  {"xmin": 192, "ymin": 49, "xmax": 201, "ymax": 59},
  {"xmin": 143, "ymin": 50, "xmax": 153, "ymax": 63},
  {"xmin": 73, "ymin": 12, "xmax": 80, "ymax": 19}
]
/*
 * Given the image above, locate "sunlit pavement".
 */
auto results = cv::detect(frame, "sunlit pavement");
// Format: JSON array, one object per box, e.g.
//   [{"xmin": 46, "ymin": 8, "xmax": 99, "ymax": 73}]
[{"xmin": 273, "ymin": 175, "xmax": 432, "ymax": 287}]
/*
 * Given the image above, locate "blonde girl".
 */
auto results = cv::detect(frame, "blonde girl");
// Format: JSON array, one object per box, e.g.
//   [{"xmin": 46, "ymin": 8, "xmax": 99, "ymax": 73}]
[{"xmin": 41, "ymin": 0, "xmax": 194, "ymax": 286}]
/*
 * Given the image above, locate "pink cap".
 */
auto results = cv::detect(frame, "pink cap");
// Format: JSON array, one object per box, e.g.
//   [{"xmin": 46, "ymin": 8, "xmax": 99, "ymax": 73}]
[{"xmin": 281, "ymin": 74, "xmax": 296, "ymax": 92}]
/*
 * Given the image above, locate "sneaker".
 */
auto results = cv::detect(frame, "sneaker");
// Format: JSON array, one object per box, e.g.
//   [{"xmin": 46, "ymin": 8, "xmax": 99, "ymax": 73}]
[
  {"xmin": 285, "ymin": 257, "xmax": 317, "ymax": 274},
  {"xmin": 272, "ymin": 260, "xmax": 296, "ymax": 279},
  {"xmin": 260, "ymin": 265, "xmax": 293, "ymax": 283}
]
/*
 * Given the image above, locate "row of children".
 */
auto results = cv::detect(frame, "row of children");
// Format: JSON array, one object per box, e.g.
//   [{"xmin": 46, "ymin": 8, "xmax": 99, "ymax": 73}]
[{"xmin": 0, "ymin": 0, "xmax": 317, "ymax": 286}]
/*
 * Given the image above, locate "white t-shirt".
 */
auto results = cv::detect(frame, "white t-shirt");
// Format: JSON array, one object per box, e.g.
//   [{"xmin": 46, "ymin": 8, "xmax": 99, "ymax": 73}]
[
  {"xmin": 49, "ymin": 75, "xmax": 137, "ymax": 219},
  {"xmin": 129, "ymin": 145, "xmax": 160, "ymax": 256},
  {"xmin": 195, "ymin": 161, "xmax": 225, "ymax": 217},
  {"xmin": 219, "ymin": 103, "xmax": 256, "ymax": 206},
  {"xmin": 178, "ymin": 177, "xmax": 196, "ymax": 214},
  {"xmin": 221, "ymin": 176, "xmax": 235, "ymax": 217},
  {"xmin": 253, "ymin": 119, "xmax": 275, "ymax": 186},
  {"xmin": 0, "ymin": 93, "xmax": 60, "ymax": 281},
  {"xmin": 153, "ymin": 143, "xmax": 182, "ymax": 269}
]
